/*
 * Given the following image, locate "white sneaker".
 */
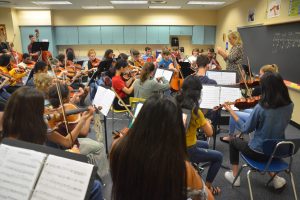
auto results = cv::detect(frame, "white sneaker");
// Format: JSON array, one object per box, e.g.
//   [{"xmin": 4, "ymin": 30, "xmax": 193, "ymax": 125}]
[
  {"xmin": 272, "ymin": 176, "xmax": 286, "ymax": 190},
  {"xmin": 225, "ymin": 171, "xmax": 240, "ymax": 187}
]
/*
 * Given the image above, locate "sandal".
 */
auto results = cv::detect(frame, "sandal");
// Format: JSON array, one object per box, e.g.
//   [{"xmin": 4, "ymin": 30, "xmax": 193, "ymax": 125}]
[
  {"xmin": 220, "ymin": 136, "xmax": 230, "ymax": 144},
  {"xmin": 209, "ymin": 186, "xmax": 221, "ymax": 196}
]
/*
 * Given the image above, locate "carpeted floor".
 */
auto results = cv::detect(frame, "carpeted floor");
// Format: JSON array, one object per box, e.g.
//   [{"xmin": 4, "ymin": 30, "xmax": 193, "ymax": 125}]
[{"xmin": 92, "ymin": 112, "xmax": 300, "ymax": 200}]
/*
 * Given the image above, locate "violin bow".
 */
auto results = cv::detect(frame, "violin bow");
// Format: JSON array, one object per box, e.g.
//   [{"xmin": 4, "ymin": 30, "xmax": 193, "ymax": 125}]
[
  {"xmin": 238, "ymin": 64, "xmax": 252, "ymax": 97},
  {"xmin": 48, "ymin": 56, "xmax": 73, "ymax": 147},
  {"xmin": 111, "ymin": 87, "xmax": 134, "ymax": 118},
  {"xmin": 247, "ymin": 57, "xmax": 252, "ymax": 81}
]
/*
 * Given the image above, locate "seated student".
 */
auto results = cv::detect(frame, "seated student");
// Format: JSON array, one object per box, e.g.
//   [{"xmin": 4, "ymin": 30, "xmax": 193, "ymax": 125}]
[
  {"xmin": 0, "ymin": 87, "xmax": 103, "ymax": 200},
  {"xmin": 26, "ymin": 61, "xmax": 48, "ymax": 87},
  {"xmin": 220, "ymin": 64, "xmax": 280, "ymax": 143},
  {"xmin": 133, "ymin": 62, "xmax": 169, "ymax": 99},
  {"xmin": 207, "ymin": 48, "xmax": 221, "ymax": 71},
  {"xmin": 188, "ymin": 48, "xmax": 200, "ymax": 69},
  {"xmin": 142, "ymin": 47, "xmax": 155, "ymax": 62},
  {"xmin": 176, "ymin": 76, "xmax": 222, "ymax": 196},
  {"xmin": 158, "ymin": 49, "xmax": 177, "ymax": 71},
  {"xmin": 47, "ymin": 84, "xmax": 109, "ymax": 179},
  {"xmin": 128, "ymin": 49, "xmax": 144, "ymax": 68},
  {"xmin": 223, "ymin": 72, "xmax": 293, "ymax": 190},
  {"xmin": 18, "ymin": 53, "xmax": 35, "ymax": 69},
  {"xmin": 110, "ymin": 94, "xmax": 214, "ymax": 200},
  {"xmin": 195, "ymin": 55, "xmax": 217, "ymax": 85},
  {"xmin": 252, "ymin": 64, "xmax": 279, "ymax": 96},
  {"xmin": 84, "ymin": 49, "xmax": 101, "ymax": 78},
  {"xmin": 112, "ymin": 59, "xmax": 135, "ymax": 110},
  {"xmin": 0, "ymin": 54, "xmax": 28, "ymax": 93}
]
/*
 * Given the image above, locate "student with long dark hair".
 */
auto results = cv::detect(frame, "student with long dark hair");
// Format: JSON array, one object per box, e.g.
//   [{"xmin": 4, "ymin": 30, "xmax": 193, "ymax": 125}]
[
  {"xmin": 0, "ymin": 87, "xmax": 103, "ymax": 200},
  {"xmin": 133, "ymin": 62, "xmax": 169, "ymax": 99},
  {"xmin": 224, "ymin": 72, "xmax": 293, "ymax": 190},
  {"xmin": 176, "ymin": 75, "xmax": 223, "ymax": 196},
  {"xmin": 110, "ymin": 94, "xmax": 213, "ymax": 200}
]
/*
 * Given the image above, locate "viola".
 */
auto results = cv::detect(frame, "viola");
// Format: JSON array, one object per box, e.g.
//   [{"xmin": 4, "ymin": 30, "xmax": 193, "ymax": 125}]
[
  {"xmin": 239, "ymin": 77, "xmax": 260, "ymax": 88},
  {"xmin": 215, "ymin": 96, "xmax": 261, "ymax": 110}
]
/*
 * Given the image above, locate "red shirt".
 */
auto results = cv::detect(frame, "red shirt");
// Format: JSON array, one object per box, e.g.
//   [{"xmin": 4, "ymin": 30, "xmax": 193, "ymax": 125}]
[{"xmin": 112, "ymin": 75, "xmax": 127, "ymax": 98}]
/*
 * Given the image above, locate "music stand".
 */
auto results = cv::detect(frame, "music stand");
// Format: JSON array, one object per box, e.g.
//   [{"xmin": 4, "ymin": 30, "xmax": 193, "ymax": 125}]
[{"xmin": 32, "ymin": 42, "xmax": 49, "ymax": 53}]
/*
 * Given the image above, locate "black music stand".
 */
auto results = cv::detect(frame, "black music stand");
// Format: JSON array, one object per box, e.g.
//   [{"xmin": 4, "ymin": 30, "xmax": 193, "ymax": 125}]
[{"xmin": 32, "ymin": 41, "xmax": 49, "ymax": 53}]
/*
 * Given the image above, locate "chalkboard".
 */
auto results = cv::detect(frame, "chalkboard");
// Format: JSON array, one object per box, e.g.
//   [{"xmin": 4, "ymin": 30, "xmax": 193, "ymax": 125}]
[{"xmin": 238, "ymin": 22, "xmax": 300, "ymax": 84}]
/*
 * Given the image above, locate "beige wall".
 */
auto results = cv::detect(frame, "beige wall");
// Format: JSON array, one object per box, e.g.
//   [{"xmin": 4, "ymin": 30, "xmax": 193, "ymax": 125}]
[
  {"xmin": 216, "ymin": 0, "xmax": 300, "ymax": 124},
  {"xmin": 0, "ymin": 8, "xmax": 15, "ymax": 43},
  {"xmin": 52, "ymin": 9, "xmax": 217, "ymax": 26},
  {"xmin": 17, "ymin": 10, "xmax": 51, "ymax": 26}
]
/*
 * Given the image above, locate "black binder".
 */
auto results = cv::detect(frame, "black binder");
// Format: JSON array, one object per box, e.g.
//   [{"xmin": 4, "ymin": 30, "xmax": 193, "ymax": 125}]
[{"xmin": 32, "ymin": 42, "xmax": 49, "ymax": 53}]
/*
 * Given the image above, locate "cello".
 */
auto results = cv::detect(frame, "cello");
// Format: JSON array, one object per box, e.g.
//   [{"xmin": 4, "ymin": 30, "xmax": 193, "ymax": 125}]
[{"xmin": 170, "ymin": 56, "xmax": 184, "ymax": 92}]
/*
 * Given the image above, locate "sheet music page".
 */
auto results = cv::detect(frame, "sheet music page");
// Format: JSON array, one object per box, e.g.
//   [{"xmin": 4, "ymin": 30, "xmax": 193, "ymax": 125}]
[
  {"xmin": 220, "ymin": 87, "xmax": 242, "ymax": 110},
  {"xmin": 199, "ymin": 85, "xmax": 220, "ymax": 109},
  {"xmin": 154, "ymin": 68, "xmax": 164, "ymax": 79},
  {"xmin": 220, "ymin": 72, "xmax": 237, "ymax": 85},
  {"xmin": 206, "ymin": 71, "xmax": 222, "ymax": 84},
  {"xmin": 31, "ymin": 155, "xmax": 93, "ymax": 200},
  {"xmin": 93, "ymin": 86, "xmax": 115, "ymax": 116},
  {"xmin": 0, "ymin": 144, "xmax": 46, "ymax": 200},
  {"xmin": 162, "ymin": 70, "xmax": 173, "ymax": 82}
]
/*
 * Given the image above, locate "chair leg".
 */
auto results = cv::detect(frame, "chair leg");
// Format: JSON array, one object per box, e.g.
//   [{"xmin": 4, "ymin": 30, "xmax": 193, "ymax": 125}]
[
  {"xmin": 290, "ymin": 171, "xmax": 298, "ymax": 200},
  {"xmin": 247, "ymin": 170, "xmax": 254, "ymax": 200},
  {"xmin": 232, "ymin": 164, "xmax": 247, "ymax": 187},
  {"xmin": 265, "ymin": 172, "xmax": 279, "ymax": 187}
]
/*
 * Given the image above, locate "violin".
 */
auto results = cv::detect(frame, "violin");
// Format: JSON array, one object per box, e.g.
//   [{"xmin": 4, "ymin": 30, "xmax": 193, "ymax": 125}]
[
  {"xmin": 215, "ymin": 96, "xmax": 261, "ymax": 110},
  {"xmin": 45, "ymin": 103, "xmax": 101, "ymax": 132},
  {"xmin": 133, "ymin": 58, "xmax": 144, "ymax": 68},
  {"xmin": 90, "ymin": 57, "xmax": 101, "ymax": 68}
]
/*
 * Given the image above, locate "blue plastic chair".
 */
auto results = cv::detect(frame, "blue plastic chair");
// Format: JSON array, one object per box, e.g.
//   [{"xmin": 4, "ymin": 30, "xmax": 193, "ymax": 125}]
[{"xmin": 232, "ymin": 139, "xmax": 300, "ymax": 200}]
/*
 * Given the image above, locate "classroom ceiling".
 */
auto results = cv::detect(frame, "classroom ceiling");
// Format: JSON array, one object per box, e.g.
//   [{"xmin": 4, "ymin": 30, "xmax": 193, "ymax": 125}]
[{"xmin": 0, "ymin": 0, "xmax": 239, "ymax": 10}]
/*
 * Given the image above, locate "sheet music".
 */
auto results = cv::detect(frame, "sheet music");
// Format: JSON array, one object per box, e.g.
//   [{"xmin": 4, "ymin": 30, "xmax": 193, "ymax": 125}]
[
  {"xmin": 206, "ymin": 71, "xmax": 222, "ymax": 84},
  {"xmin": 206, "ymin": 71, "xmax": 237, "ymax": 85},
  {"xmin": 0, "ymin": 144, "xmax": 46, "ymax": 200},
  {"xmin": 220, "ymin": 72, "xmax": 237, "ymax": 85},
  {"xmin": 220, "ymin": 87, "xmax": 242, "ymax": 111},
  {"xmin": 154, "ymin": 68, "xmax": 173, "ymax": 82},
  {"xmin": 31, "ymin": 155, "xmax": 93, "ymax": 200},
  {"xmin": 93, "ymin": 86, "xmax": 115, "ymax": 116},
  {"xmin": 199, "ymin": 85, "xmax": 220, "ymax": 109},
  {"xmin": 131, "ymin": 103, "xmax": 143, "ymax": 125}
]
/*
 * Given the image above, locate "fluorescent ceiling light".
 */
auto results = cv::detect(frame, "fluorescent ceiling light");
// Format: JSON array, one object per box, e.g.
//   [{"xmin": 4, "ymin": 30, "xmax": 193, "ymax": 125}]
[
  {"xmin": 14, "ymin": 7, "xmax": 49, "ymax": 9},
  {"xmin": 187, "ymin": 1, "xmax": 225, "ymax": 5},
  {"xmin": 110, "ymin": 1, "xmax": 148, "ymax": 4},
  {"xmin": 149, "ymin": 6, "xmax": 181, "ymax": 9},
  {"xmin": 32, "ymin": 1, "xmax": 72, "ymax": 5},
  {"xmin": 82, "ymin": 6, "xmax": 114, "ymax": 9}
]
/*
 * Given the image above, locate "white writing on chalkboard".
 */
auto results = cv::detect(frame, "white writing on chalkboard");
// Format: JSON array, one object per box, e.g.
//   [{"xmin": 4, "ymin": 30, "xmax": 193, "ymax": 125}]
[{"xmin": 272, "ymin": 31, "xmax": 300, "ymax": 53}]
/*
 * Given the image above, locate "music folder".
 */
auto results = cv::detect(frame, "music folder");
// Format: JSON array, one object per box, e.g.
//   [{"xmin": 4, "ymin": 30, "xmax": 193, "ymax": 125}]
[
  {"xmin": 154, "ymin": 68, "xmax": 174, "ymax": 83},
  {"xmin": 32, "ymin": 42, "xmax": 49, "ymax": 53},
  {"xmin": 0, "ymin": 138, "xmax": 96, "ymax": 200}
]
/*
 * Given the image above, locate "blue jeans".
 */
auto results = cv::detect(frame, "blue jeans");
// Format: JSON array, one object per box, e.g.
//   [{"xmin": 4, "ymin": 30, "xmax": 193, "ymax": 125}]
[
  {"xmin": 187, "ymin": 140, "xmax": 223, "ymax": 183},
  {"xmin": 229, "ymin": 109, "xmax": 252, "ymax": 135},
  {"xmin": 89, "ymin": 180, "xmax": 104, "ymax": 200}
]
